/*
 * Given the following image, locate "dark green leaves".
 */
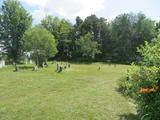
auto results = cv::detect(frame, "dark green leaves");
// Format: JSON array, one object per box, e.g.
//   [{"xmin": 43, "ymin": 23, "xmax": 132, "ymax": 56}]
[{"xmin": 0, "ymin": 0, "xmax": 32, "ymax": 63}]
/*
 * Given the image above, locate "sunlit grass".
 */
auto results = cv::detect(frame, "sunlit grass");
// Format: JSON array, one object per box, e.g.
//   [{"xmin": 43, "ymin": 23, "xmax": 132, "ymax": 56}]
[{"xmin": 0, "ymin": 63, "xmax": 136, "ymax": 120}]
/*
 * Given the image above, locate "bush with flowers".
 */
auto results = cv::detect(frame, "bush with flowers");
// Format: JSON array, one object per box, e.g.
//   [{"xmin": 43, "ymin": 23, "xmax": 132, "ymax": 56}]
[{"xmin": 119, "ymin": 33, "xmax": 160, "ymax": 120}]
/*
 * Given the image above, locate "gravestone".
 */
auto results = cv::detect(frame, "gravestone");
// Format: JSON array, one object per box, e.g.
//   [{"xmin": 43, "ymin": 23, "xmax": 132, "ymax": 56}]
[
  {"xmin": 59, "ymin": 66, "xmax": 63, "ymax": 72},
  {"xmin": 98, "ymin": 66, "xmax": 101, "ymax": 70},
  {"xmin": 68, "ymin": 63, "xmax": 70, "ymax": 68},
  {"xmin": 56, "ymin": 64, "xmax": 59, "ymax": 71},
  {"xmin": 32, "ymin": 66, "xmax": 38, "ymax": 71},
  {"xmin": 0, "ymin": 60, "xmax": 5, "ymax": 68}
]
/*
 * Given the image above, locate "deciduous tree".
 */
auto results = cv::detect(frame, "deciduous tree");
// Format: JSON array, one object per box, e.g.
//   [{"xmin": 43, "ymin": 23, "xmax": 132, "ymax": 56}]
[
  {"xmin": 0, "ymin": 0, "xmax": 32, "ymax": 63},
  {"xmin": 76, "ymin": 33, "xmax": 100, "ymax": 60},
  {"xmin": 23, "ymin": 27, "xmax": 57, "ymax": 67}
]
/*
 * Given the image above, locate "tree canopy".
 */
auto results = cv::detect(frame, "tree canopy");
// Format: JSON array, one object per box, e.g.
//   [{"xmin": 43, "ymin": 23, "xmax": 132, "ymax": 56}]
[
  {"xmin": 0, "ymin": 0, "xmax": 158, "ymax": 63},
  {"xmin": 76, "ymin": 33, "xmax": 100, "ymax": 60},
  {"xmin": 0, "ymin": 0, "xmax": 32, "ymax": 63},
  {"xmin": 40, "ymin": 16, "xmax": 73, "ymax": 60},
  {"xmin": 110, "ymin": 13, "xmax": 155, "ymax": 63},
  {"xmin": 23, "ymin": 27, "xmax": 57, "ymax": 67}
]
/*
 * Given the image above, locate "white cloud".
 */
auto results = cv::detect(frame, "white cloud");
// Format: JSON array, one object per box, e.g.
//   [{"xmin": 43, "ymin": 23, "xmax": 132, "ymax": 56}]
[
  {"xmin": 20, "ymin": 0, "xmax": 105, "ymax": 23},
  {"xmin": 99, "ymin": 0, "xmax": 160, "ymax": 22},
  {"xmin": 47, "ymin": 0, "xmax": 105, "ymax": 19},
  {"xmin": 32, "ymin": 9, "xmax": 51, "ymax": 24},
  {"xmin": 20, "ymin": 0, "xmax": 47, "ymax": 7},
  {"xmin": 20, "ymin": 0, "xmax": 160, "ymax": 24}
]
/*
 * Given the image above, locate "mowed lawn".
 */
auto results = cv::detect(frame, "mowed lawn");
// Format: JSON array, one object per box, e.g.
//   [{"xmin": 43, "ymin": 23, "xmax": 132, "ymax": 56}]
[{"xmin": 0, "ymin": 63, "xmax": 136, "ymax": 120}]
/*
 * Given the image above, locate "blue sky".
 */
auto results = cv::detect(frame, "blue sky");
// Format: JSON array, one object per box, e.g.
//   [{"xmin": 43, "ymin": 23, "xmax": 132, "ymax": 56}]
[{"xmin": 0, "ymin": 0, "xmax": 160, "ymax": 24}]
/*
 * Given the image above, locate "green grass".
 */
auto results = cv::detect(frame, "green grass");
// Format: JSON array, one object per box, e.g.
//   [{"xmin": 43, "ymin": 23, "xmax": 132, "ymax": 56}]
[{"xmin": 0, "ymin": 63, "xmax": 137, "ymax": 120}]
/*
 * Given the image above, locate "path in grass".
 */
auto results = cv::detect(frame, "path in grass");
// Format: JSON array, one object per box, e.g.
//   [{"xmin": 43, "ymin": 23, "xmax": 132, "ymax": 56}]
[{"xmin": 0, "ymin": 63, "xmax": 137, "ymax": 120}]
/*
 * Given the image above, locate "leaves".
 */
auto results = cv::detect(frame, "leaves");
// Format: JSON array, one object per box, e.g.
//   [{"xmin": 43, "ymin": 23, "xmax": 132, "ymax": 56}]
[
  {"xmin": 0, "ymin": 0, "xmax": 32, "ymax": 63},
  {"xmin": 138, "ymin": 34, "xmax": 160, "ymax": 67},
  {"xmin": 76, "ymin": 33, "xmax": 100, "ymax": 60},
  {"xmin": 40, "ymin": 16, "xmax": 73, "ymax": 59},
  {"xmin": 23, "ymin": 27, "xmax": 57, "ymax": 66}
]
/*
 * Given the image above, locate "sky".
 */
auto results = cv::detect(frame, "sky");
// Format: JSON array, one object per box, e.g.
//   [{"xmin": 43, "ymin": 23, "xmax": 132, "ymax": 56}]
[{"xmin": 0, "ymin": 0, "xmax": 160, "ymax": 24}]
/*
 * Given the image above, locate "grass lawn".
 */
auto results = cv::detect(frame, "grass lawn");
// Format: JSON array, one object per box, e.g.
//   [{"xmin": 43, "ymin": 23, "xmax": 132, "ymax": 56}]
[{"xmin": 0, "ymin": 63, "xmax": 137, "ymax": 120}]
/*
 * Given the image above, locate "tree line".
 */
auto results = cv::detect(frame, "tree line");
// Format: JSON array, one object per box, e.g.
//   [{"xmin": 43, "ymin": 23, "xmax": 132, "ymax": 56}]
[{"xmin": 0, "ymin": 0, "xmax": 160, "ymax": 66}]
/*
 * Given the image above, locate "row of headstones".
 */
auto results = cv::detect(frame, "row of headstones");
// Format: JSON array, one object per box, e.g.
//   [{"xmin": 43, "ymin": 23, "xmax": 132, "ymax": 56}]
[
  {"xmin": 32, "ymin": 62, "xmax": 49, "ymax": 71},
  {"xmin": 13, "ymin": 62, "xmax": 71, "ymax": 72},
  {"xmin": 13, "ymin": 62, "xmax": 49, "ymax": 72},
  {"xmin": 56, "ymin": 63, "xmax": 71, "ymax": 73}
]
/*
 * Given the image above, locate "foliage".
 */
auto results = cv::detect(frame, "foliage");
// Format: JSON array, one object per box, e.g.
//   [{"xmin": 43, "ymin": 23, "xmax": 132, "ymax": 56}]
[
  {"xmin": 40, "ymin": 16, "xmax": 73, "ymax": 59},
  {"xmin": 59, "ymin": 13, "xmax": 156, "ymax": 63},
  {"xmin": 39, "ymin": 13, "xmax": 156, "ymax": 63},
  {"xmin": 110, "ymin": 13, "xmax": 156, "ymax": 63},
  {"xmin": 23, "ymin": 27, "xmax": 57, "ymax": 67},
  {"xmin": 75, "ymin": 15, "xmax": 110, "ymax": 60},
  {"xmin": 0, "ymin": 44, "xmax": 3, "ymax": 60},
  {"xmin": 119, "ymin": 33, "xmax": 160, "ymax": 120},
  {"xmin": 0, "ymin": 0, "xmax": 32, "ymax": 63},
  {"xmin": 0, "ymin": 0, "xmax": 158, "ymax": 64},
  {"xmin": 76, "ymin": 33, "xmax": 100, "ymax": 60},
  {"xmin": 137, "ymin": 34, "xmax": 160, "ymax": 67},
  {"xmin": 118, "ymin": 65, "xmax": 139, "ymax": 97}
]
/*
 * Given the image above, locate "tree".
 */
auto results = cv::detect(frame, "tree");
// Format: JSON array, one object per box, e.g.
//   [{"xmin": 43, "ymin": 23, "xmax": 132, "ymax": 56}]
[
  {"xmin": 81, "ymin": 15, "xmax": 101, "ymax": 43},
  {"xmin": 135, "ymin": 13, "xmax": 156, "ymax": 45},
  {"xmin": 72, "ymin": 15, "xmax": 110, "ymax": 60},
  {"xmin": 76, "ymin": 33, "xmax": 100, "ymax": 60},
  {"xmin": 40, "ymin": 13, "xmax": 157, "ymax": 63},
  {"xmin": 110, "ymin": 13, "xmax": 156, "ymax": 63},
  {"xmin": 57, "ymin": 19, "xmax": 73, "ymax": 59},
  {"xmin": 98, "ymin": 17, "xmax": 111, "ymax": 60},
  {"xmin": 41, "ymin": 16, "xmax": 73, "ymax": 60},
  {"xmin": 110, "ymin": 13, "xmax": 134, "ymax": 62},
  {"xmin": 23, "ymin": 27, "xmax": 57, "ymax": 67},
  {"xmin": 41, "ymin": 16, "xmax": 61, "ymax": 41},
  {"xmin": 0, "ymin": 0, "xmax": 32, "ymax": 63},
  {"xmin": 0, "ymin": 44, "xmax": 3, "ymax": 60},
  {"xmin": 70, "ymin": 16, "xmax": 83, "ymax": 59},
  {"xmin": 74, "ymin": 16, "xmax": 83, "ymax": 39},
  {"xmin": 156, "ymin": 21, "xmax": 160, "ymax": 36}
]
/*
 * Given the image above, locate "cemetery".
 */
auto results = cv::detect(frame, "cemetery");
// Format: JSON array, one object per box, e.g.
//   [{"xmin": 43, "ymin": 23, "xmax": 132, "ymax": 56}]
[{"xmin": 0, "ymin": 0, "xmax": 159, "ymax": 119}]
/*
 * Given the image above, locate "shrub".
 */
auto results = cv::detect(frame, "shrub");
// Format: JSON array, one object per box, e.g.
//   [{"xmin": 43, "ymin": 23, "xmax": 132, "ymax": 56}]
[
  {"xmin": 119, "ymin": 33, "xmax": 160, "ymax": 120},
  {"xmin": 118, "ymin": 65, "xmax": 139, "ymax": 98},
  {"xmin": 120, "ymin": 66, "xmax": 160, "ymax": 119},
  {"xmin": 135, "ymin": 66, "xmax": 160, "ymax": 120}
]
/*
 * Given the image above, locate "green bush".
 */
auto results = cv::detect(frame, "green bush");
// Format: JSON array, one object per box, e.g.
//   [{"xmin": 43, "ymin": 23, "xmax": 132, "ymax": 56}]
[
  {"xmin": 120, "ymin": 66, "xmax": 160, "ymax": 119},
  {"xmin": 135, "ymin": 66, "xmax": 160, "ymax": 120},
  {"xmin": 119, "ymin": 33, "xmax": 160, "ymax": 120},
  {"xmin": 118, "ymin": 65, "xmax": 139, "ymax": 98}
]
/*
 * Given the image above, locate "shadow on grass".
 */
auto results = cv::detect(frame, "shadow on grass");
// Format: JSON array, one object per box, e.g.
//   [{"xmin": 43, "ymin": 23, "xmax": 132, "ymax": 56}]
[
  {"xmin": 116, "ymin": 88, "xmax": 139, "ymax": 120},
  {"xmin": 69, "ymin": 61, "xmax": 93, "ymax": 65},
  {"xmin": 119, "ymin": 113, "xmax": 139, "ymax": 120},
  {"xmin": 69, "ymin": 61, "xmax": 119, "ymax": 66},
  {"xmin": 115, "ymin": 87, "xmax": 128, "ymax": 97},
  {"xmin": 67, "ymin": 59, "xmax": 132, "ymax": 65},
  {"xmin": 19, "ymin": 66, "xmax": 33, "ymax": 70}
]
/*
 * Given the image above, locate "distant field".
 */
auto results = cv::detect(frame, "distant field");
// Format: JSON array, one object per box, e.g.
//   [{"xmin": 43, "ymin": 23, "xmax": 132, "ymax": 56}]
[{"xmin": 0, "ymin": 63, "xmax": 137, "ymax": 120}]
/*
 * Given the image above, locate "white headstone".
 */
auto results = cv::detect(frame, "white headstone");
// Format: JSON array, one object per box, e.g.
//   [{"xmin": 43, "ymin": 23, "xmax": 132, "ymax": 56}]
[{"xmin": 0, "ymin": 60, "xmax": 5, "ymax": 68}]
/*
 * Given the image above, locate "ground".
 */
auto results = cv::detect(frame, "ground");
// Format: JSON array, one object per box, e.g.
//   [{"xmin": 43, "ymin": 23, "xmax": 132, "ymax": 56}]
[{"xmin": 0, "ymin": 63, "xmax": 137, "ymax": 120}]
